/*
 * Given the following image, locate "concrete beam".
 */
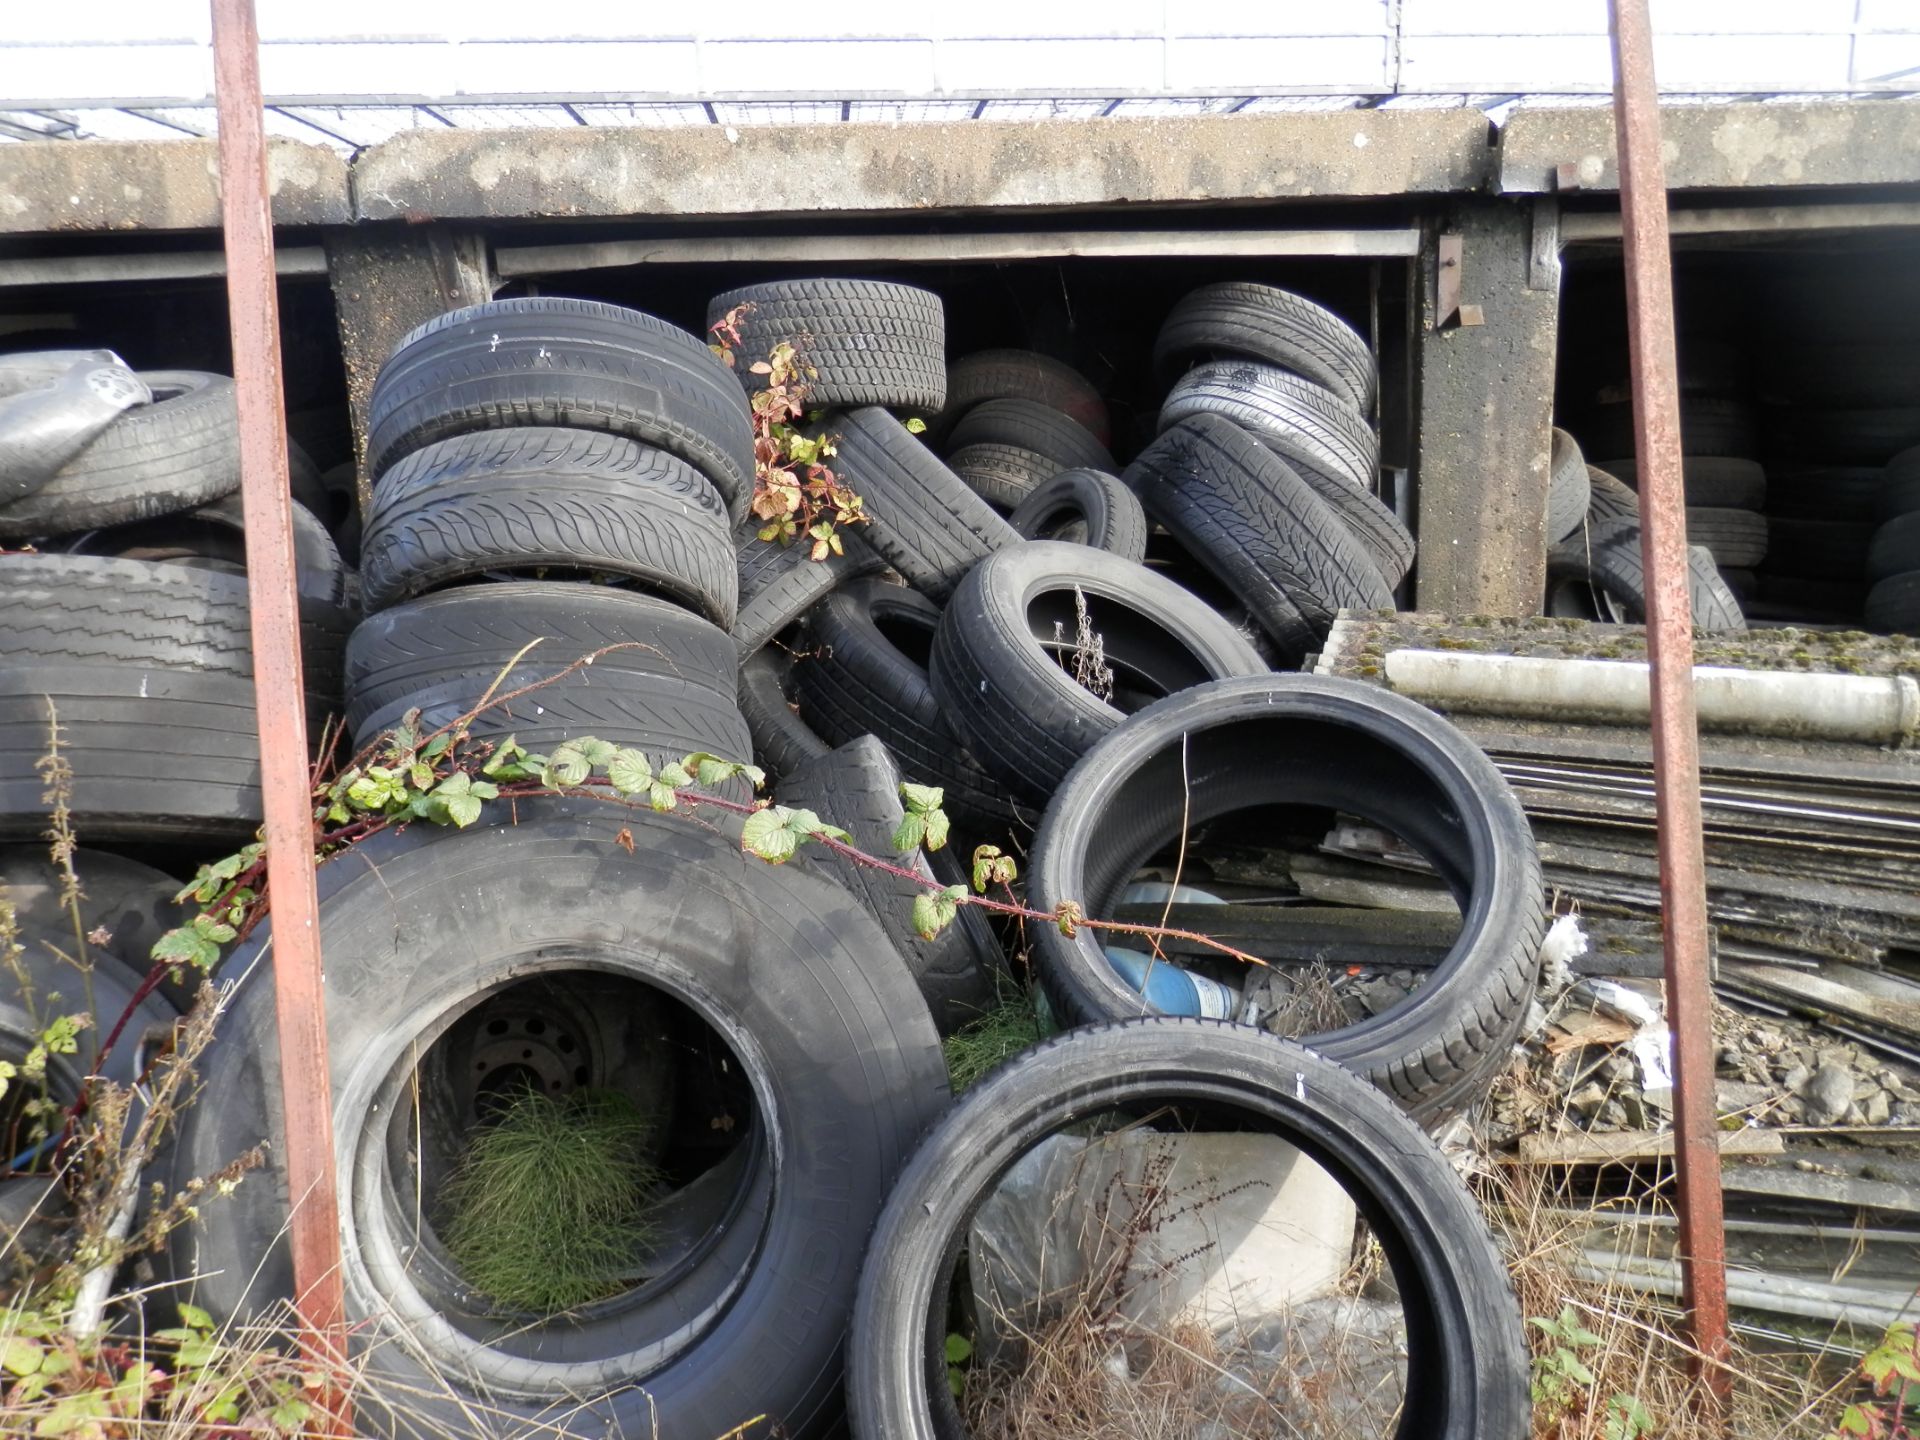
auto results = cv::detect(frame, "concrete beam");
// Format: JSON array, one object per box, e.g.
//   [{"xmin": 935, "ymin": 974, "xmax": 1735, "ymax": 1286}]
[
  {"xmin": 1499, "ymin": 101, "xmax": 1920, "ymax": 195},
  {"xmin": 1414, "ymin": 197, "xmax": 1559, "ymax": 617},
  {"xmin": 324, "ymin": 225, "xmax": 496, "ymax": 503},
  {"xmin": 350, "ymin": 111, "xmax": 1494, "ymax": 222},
  {"xmin": 0, "ymin": 139, "xmax": 350, "ymax": 233}
]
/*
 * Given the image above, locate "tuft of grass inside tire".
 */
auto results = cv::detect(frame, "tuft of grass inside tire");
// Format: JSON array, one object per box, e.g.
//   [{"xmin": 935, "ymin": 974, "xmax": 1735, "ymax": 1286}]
[{"xmin": 441, "ymin": 1088, "xmax": 663, "ymax": 1314}]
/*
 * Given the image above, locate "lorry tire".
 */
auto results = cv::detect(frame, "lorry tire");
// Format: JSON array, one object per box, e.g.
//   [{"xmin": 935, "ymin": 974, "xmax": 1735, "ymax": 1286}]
[
  {"xmin": 367, "ymin": 298, "xmax": 754, "ymax": 520},
  {"xmin": 361, "ymin": 428, "xmax": 736, "ymax": 625},
  {"xmin": 1154, "ymin": 282, "xmax": 1376, "ymax": 414},
  {"xmin": 164, "ymin": 806, "xmax": 949, "ymax": 1440},
  {"xmin": 1007, "ymin": 468, "xmax": 1148, "ymax": 561},
  {"xmin": 930, "ymin": 541, "xmax": 1269, "ymax": 805},
  {"xmin": 708, "ymin": 279, "xmax": 945, "ymax": 413},
  {"xmin": 1029, "ymin": 675, "xmax": 1545, "ymax": 1120},
  {"xmin": 850, "ymin": 1019, "xmax": 1529, "ymax": 1440}
]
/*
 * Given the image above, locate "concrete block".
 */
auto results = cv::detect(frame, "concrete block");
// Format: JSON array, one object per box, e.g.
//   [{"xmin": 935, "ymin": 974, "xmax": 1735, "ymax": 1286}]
[
  {"xmin": 935, "ymin": 37, "xmax": 1164, "ymax": 93},
  {"xmin": 1166, "ymin": 35, "xmax": 1389, "ymax": 92},
  {"xmin": 0, "ymin": 138, "xmax": 350, "ymax": 232}
]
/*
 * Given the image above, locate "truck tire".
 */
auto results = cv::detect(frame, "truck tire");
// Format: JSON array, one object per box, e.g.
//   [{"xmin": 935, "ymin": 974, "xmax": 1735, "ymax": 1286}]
[
  {"xmin": 944, "ymin": 399, "xmax": 1114, "ymax": 474},
  {"xmin": 733, "ymin": 525, "xmax": 883, "ymax": 661},
  {"xmin": 164, "ymin": 807, "xmax": 949, "ymax": 1440},
  {"xmin": 825, "ymin": 407, "xmax": 1018, "ymax": 603},
  {"xmin": 1029, "ymin": 675, "xmax": 1544, "ymax": 1121},
  {"xmin": 1684, "ymin": 507, "xmax": 1769, "ymax": 568},
  {"xmin": 1545, "ymin": 519, "xmax": 1745, "ymax": 632},
  {"xmin": 1547, "ymin": 429, "xmax": 1591, "ymax": 544},
  {"xmin": 793, "ymin": 580, "xmax": 1026, "ymax": 834},
  {"xmin": 929, "ymin": 541, "xmax": 1269, "ymax": 805},
  {"xmin": 1154, "ymin": 283, "xmax": 1376, "ymax": 414},
  {"xmin": 367, "ymin": 298, "xmax": 754, "ymax": 520},
  {"xmin": 708, "ymin": 279, "xmax": 945, "ymax": 412},
  {"xmin": 851, "ymin": 1019, "xmax": 1529, "ymax": 1440},
  {"xmin": 1007, "ymin": 468, "xmax": 1148, "ymax": 561},
  {"xmin": 947, "ymin": 442, "xmax": 1060, "ymax": 511},
  {"xmin": 779, "ymin": 736, "xmax": 1002, "ymax": 1033},
  {"xmin": 0, "ymin": 372, "xmax": 240, "ymax": 539},
  {"xmin": 933, "ymin": 349, "xmax": 1109, "ymax": 447},
  {"xmin": 360, "ymin": 428, "xmax": 736, "ymax": 625},
  {"xmin": 1124, "ymin": 415, "xmax": 1392, "ymax": 662},
  {"xmin": 738, "ymin": 648, "xmax": 830, "ymax": 785}
]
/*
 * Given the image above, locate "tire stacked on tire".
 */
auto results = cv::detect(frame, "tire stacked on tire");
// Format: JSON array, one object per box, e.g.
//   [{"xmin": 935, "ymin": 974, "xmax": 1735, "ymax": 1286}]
[
  {"xmin": 1866, "ymin": 445, "xmax": 1920, "ymax": 633},
  {"xmin": 0, "ymin": 363, "xmax": 354, "ymax": 841},
  {"xmin": 922, "ymin": 347, "xmax": 1119, "ymax": 517},
  {"xmin": 351, "ymin": 298, "xmax": 758, "ymax": 773}
]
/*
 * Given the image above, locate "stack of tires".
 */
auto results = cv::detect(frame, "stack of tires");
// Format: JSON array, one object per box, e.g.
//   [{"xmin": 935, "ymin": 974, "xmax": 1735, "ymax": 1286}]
[
  {"xmin": 350, "ymin": 298, "xmax": 759, "ymax": 775},
  {"xmin": 1866, "ymin": 444, "xmax": 1920, "ymax": 633},
  {"xmin": 1542, "ymin": 427, "xmax": 1747, "ymax": 632}
]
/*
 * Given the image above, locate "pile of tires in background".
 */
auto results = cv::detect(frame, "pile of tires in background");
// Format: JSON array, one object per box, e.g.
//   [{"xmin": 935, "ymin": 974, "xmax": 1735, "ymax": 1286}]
[{"xmin": 0, "ymin": 282, "xmax": 1533, "ymax": 1439}]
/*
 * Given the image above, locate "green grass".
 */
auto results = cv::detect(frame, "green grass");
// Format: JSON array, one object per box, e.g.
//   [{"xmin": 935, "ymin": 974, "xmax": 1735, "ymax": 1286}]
[
  {"xmin": 943, "ymin": 986, "xmax": 1050, "ymax": 1092},
  {"xmin": 440, "ymin": 1087, "xmax": 663, "ymax": 1314}
]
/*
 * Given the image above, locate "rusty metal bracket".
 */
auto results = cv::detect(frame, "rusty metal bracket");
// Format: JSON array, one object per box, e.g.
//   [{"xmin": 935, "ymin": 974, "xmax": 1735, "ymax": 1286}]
[{"xmin": 1435, "ymin": 232, "xmax": 1463, "ymax": 328}]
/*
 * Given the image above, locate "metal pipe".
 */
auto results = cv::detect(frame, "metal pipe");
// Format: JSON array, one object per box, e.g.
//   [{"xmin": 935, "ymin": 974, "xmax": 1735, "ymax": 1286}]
[
  {"xmin": 208, "ymin": 0, "xmax": 351, "ymax": 1416},
  {"xmin": 1607, "ymin": 0, "xmax": 1733, "ymax": 1402}
]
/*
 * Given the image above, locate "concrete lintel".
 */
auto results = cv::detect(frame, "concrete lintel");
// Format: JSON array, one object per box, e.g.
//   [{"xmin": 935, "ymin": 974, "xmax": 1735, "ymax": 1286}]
[
  {"xmin": 1498, "ymin": 101, "xmax": 1920, "ymax": 196},
  {"xmin": 1414, "ymin": 197, "xmax": 1558, "ymax": 618},
  {"xmin": 350, "ymin": 111, "xmax": 1493, "ymax": 223},
  {"xmin": 0, "ymin": 139, "xmax": 350, "ymax": 234}
]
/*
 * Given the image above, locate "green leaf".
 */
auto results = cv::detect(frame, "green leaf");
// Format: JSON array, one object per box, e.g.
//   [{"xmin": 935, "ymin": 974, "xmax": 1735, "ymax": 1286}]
[
  {"xmin": 177, "ymin": 1302, "xmax": 214, "ymax": 1332},
  {"xmin": 444, "ymin": 793, "xmax": 483, "ymax": 827},
  {"xmin": 546, "ymin": 742, "xmax": 593, "ymax": 787},
  {"xmin": 648, "ymin": 781, "xmax": 680, "ymax": 812},
  {"xmin": 912, "ymin": 885, "xmax": 967, "ymax": 941},
  {"xmin": 1563, "ymin": 1357, "xmax": 1595, "ymax": 1387},
  {"xmin": 271, "ymin": 1397, "xmax": 314, "ymax": 1430},
  {"xmin": 153, "ymin": 926, "xmax": 221, "ymax": 972},
  {"xmin": 905, "ymin": 416, "xmax": 929, "ymax": 435},
  {"xmin": 922, "ymin": 806, "xmax": 950, "ymax": 853},
  {"xmin": 0, "ymin": 1336, "xmax": 41, "ymax": 1377},
  {"xmin": 607, "ymin": 748, "xmax": 653, "ymax": 795},
  {"xmin": 891, "ymin": 811, "xmax": 926, "ymax": 853},
  {"xmin": 658, "ymin": 761, "xmax": 693, "ymax": 789},
  {"xmin": 945, "ymin": 1334, "xmax": 972, "ymax": 1363},
  {"xmin": 899, "ymin": 781, "xmax": 945, "ymax": 813},
  {"xmin": 410, "ymin": 760, "xmax": 434, "ymax": 790},
  {"xmin": 481, "ymin": 735, "xmax": 526, "ymax": 776},
  {"xmin": 742, "ymin": 808, "xmax": 800, "ymax": 864},
  {"xmin": 420, "ymin": 733, "xmax": 452, "ymax": 761},
  {"xmin": 36, "ymin": 1390, "xmax": 107, "ymax": 1436}
]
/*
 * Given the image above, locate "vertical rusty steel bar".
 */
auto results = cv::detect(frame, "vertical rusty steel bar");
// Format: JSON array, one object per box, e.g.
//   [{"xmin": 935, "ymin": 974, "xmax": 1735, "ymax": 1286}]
[
  {"xmin": 208, "ymin": 0, "xmax": 351, "ymax": 1409},
  {"xmin": 1607, "ymin": 0, "xmax": 1733, "ymax": 1403}
]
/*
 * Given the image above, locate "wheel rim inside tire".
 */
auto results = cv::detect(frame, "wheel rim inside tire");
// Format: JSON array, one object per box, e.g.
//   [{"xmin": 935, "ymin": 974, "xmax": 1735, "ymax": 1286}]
[{"xmin": 346, "ymin": 956, "xmax": 774, "ymax": 1390}]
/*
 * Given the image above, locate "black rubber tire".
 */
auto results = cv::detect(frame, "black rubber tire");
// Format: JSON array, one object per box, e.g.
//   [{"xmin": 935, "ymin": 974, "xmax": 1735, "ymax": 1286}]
[
  {"xmin": 1759, "ymin": 339, "xmax": 1920, "ymax": 410},
  {"xmin": 1880, "ymin": 447, "xmax": 1920, "ymax": 520},
  {"xmin": 929, "ymin": 541, "xmax": 1270, "ymax": 805},
  {"xmin": 1578, "ymin": 396, "xmax": 1757, "ymax": 461},
  {"xmin": 1867, "ymin": 513, "xmax": 1920, "ymax": 585},
  {"xmin": 1595, "ymin": 455, "xmax": 1767, "ymax": 511},
  {"xmin": 1753, "ymin": 519, "xmax": 1875, "ymax": 582},
  {"xmin": 0, "ymin": 555, "xmax": 344, "ymax": 842},
  {"xmin": 1547, "ymin": 429, "xmax": 1592, "ymax": 545},
  {"xmin": 738, "ymin": 647, "xmax": 830, "ymax": 785},
  {"xmin": 733, "ymin": 525, "xmax": 884, "ymax": 661},
  {"xmin": 793, "ymin": 580, "xmax": 1026, "ymax": 835},
  {"xmin": 932, "ymin": 349, "xmax": 1109, "ymax": 448},
  {"xmin": 164, "ymin": 806, "xmax": 949, "ymax": 1440},
  {"xmin": 1717, "ymin": 566, "xmax": 1757, "ymax": 602},
  {"xmin": 0, "ymin": 372, "xmax": 240, "ymax": 539},
  {"xmin": 0, "ymin": 847, "xmax": 196, "ymax": 1009},
  {"xmin": 946, "ymin": 442, "xmax": 1060, "ymax": 511},
  {"xmin": 1030, "ymin": 675, "xmax": 1543, "ymax": 1119},
  {"xmin": 850, "ymin": 1018, "xmax": 1529, "ymax": 1440},
  {"xmin": 1768, "ymin": 465, "xmax": 1885, "ymax": 522},
  {"xmin": 1154, "ymin": 282, "xmax": 1376, "ymax": 414},
  {"xmin": 1123, "ymin": 414, "xmax": 1392, "ymax": 662},
  {"xmin": 944, "ymin": 399, "xmax": 1114, "ymax": 473},
  {"xmin": 707, "ymin": 279, "xmax": 945, "ymax": 412},
  {"xmin": 1585, "ymin": 465, "xmax": 1639, "ymax": 524},
  {"xmin": 779, "ymin": 736, "xmax": 1002, "ymax": 1033},
  {"xmin": 1007, "ymin": 468, "xmax": 1148, "ymax": 561},
  {"xmin": 1753, "ymin": 574, "xmax": 1867, "ymax": 620},
  {"xmin": 824, "ymin": 407, "xmax": 1018, "ymax": 603},
  {"xmin": 360, "ymin": 428, "xmax": 736, "ymax": 625},
  {"xmin": 366, "ymin": 297, "xmax": 755, "ymax": 520},
  {"xmin": 1545, "ymin": 519, "xmax": 1746, "ymax": 633},
  {"xmin": 1684, "ymin": 507, "xmax": 1769, "ymax": 568},
  {"xmin": 345, "ymin": 583, "xmax": 747, "ymax": 769},
  {"xmin": 1765, "ymin": 406, "xmax": 1920, "ymax": 467},
  {"xmin": 1866, "ymin": 571, "xmax": 1920, "ymax": 634}
]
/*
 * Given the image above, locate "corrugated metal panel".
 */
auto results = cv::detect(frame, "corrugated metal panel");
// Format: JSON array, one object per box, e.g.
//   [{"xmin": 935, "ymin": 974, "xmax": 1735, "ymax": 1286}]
[{"xmin": 572, "ymin": 102, "xmax": 711, "ymax": 127}]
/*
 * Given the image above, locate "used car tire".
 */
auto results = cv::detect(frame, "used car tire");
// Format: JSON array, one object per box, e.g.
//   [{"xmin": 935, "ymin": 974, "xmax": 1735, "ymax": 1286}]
[
  {"xmin": 1007, "ymin": 468, "xmax": 1148, "ymax": 561},
  {"xmin": 1153, "ymin": 282, "xmax": 1376, "ymax": 414},
  {"xmin": 61, "ymin": 490, "xmax": 348, "ymax": 608},
  {"xmin": 794, "ymin": 580, "xmax": 1027, "ymax": 834},
  {"xmin": 1030, "ymin": 675, "xmax": 1544, "ymax": 1119},
  {"xmin": 1684, "ymin": 507, "xmax": 1769, "ymax": 568},
  {"xmin": 850, "ymin": 1018, "xmax": 1529, "ymax": 1440},
  {"xmin": 360, "ymin": 428, "xmax": 736, "ymax": 625},
  {"xmin": 1, "ymin": 847, "xmax": 195, "ymax": 1008},
  {"xmin": 738, "ymin": 647, "xmax": 830, "ymax": 785},
  {"xmin": 1545, "ymin": 518, "xmax": 1745, "ymax": 632},
  {"xmin": 1579, "ymin": 396, "xmax": 1757, "ymax": 460},
  {"xmin": 1868, "ymin": 513, "xmax": 1920, "ymax": 585},
  {"xmin": 733, "ymin": 525, "xmax": 884, "ymax": 661},
  {"xmin": 933, "ymin": 349, "xmax": 1109, "ymax": 448},
  {"xmin": 1866, "ymin": 571, "xmax": 1920, "ymax": 634},
  {"xmin": 0, "ymin": 555, "xmax": 345, "ymax": 841},
  {"xmin": 164, "ymin": 806, "xmax": 949, "ymax": 1440},
  {"xmin": 946, "ymin": 442, "xmax": 1061, "ymax": 512},
  {"xmin": 1124, "ymin": 414, "xmax": 1393, "ymax": 662},
  {"xmin": 1596, "ymin": 455, "xmax": 1766, "ymax": 511},
  {"xmin": 1584, "ymin": 465, "xmax": 1639, "ymax": 524},
  {"xmin": 708, "ymin": 279, "xmax": 945, "ymax": 413},
  {"xmin": 825, "ymin": 407, "xmax": 1018, "ymax": 603},
  {"xmin": 944, "ymin": 399, "xmax": 1114, "ymax": 474},
  {"xmin": 0, "ymin": 371, "xmax": 240, "ymax": 539},
  {"xmin": 930, "ymin": 541, "xmax": 1269, "ymax": 805},
  {"xmin": 779, "ymin": 736, "xmax": 1003, "ymax": 1033},
  {"xmin": 367, "ymin": 297, "xmax": 755, "ymax": 520},
  {"xmin": 1547, "ymin": 429, "xmax": 1591, "ymax": 544}
]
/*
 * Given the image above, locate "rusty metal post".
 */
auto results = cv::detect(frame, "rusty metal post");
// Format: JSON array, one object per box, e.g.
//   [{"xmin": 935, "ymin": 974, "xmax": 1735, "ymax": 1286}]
[
  {"xmin": 208, "ymin": 0, "xmax": 351, "ymax": 1405},
  {"xmin": 1607, "ymin": 0, "xmax": 1733, "ymax": 1403}
]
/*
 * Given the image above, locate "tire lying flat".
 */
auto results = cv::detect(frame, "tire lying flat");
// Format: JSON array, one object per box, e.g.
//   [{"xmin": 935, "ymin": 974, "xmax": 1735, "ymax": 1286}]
[
  {"xmin": 1153, "ymin": 282, "xmax": 1377, "ymax": 414},
  {"xmin": 707, "ymin": 279, "xmax": 946, "ymax": 413}
]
